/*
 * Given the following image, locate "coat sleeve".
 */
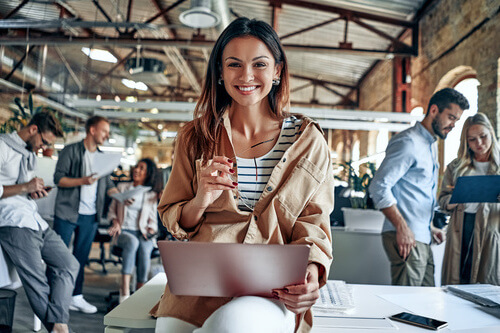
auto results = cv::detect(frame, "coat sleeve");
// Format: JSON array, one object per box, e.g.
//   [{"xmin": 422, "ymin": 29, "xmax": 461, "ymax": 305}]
[
  {"xmin": 157, "ymin": 134, "xmax": 201, "ymax": 240},
  {"xmin": 289, "ymin": 138, "xmax": 334, "ymax": 286},
  {"xmin": 438, "ymin": 160, "xmax": 458, "ymax": 214}
]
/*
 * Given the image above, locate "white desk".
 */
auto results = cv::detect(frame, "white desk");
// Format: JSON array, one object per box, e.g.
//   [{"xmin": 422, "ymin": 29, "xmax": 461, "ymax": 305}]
[{"xmin": 104, "ymin": 273, "xmax": 500, "ymax": 332}]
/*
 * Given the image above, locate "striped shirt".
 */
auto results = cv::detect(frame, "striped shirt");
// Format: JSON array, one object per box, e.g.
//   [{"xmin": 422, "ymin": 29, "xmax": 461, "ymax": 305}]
[{"xmin": 236, "ymin": 116, "xmax": 303, "ymax": 211}]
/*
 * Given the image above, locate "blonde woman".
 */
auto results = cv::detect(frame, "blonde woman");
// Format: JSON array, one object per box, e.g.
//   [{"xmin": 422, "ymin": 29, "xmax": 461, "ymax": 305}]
[{"xmin": 438, "ymin": 112, "xmax": 500, "ymax": 285}]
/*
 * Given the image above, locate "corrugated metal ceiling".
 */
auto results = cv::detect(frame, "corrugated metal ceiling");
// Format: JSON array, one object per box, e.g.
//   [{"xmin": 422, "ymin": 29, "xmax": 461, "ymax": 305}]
[{"xmin": 0, "ymin": 0, "xmax": 427, "ymax": 108}]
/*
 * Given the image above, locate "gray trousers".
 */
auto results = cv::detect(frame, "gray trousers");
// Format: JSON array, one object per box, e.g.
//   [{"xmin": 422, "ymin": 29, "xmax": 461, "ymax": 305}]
[
  {"xmin": 382, "ymin": 231, "xmax": 435, "ymax": 286},
  {"xmin": 0, "ymin": 226, "xmax": 79, "ymax": 330}
]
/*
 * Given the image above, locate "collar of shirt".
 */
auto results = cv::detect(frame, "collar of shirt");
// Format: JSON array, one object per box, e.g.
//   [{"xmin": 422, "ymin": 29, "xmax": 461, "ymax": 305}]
[{"xmin": 415, "ymin": 122, "xmax": 437, "ymax": 144}]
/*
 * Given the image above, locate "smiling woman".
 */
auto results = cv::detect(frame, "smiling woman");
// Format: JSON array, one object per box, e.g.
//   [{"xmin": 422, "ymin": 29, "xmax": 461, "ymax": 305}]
[{"xmin": 152, "ymin": 17, "xmax": 334, "ymax": 333}]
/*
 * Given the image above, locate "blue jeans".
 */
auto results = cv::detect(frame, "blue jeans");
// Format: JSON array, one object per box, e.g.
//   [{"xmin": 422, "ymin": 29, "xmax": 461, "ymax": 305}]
[
  {"xmin": 53, "ymin": 214, "xmax": 98, "ymax": 296},
  {"xmin": 117, "ymin": 230, "xmax": 154, "ymax": 283}
]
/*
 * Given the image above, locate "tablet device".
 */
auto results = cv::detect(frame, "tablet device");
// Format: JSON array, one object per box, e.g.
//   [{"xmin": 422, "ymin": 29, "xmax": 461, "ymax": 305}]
[
  {"xmin": 390, "ymin": 312, "xmax": 448, "ymax": 330},
  {"xmin": 158, "ymin": 241, "xmax": 310, "ymax": 297},
  {"xmin": 449, "ymin": 175, "xmax": 500, "ymax": 204}
]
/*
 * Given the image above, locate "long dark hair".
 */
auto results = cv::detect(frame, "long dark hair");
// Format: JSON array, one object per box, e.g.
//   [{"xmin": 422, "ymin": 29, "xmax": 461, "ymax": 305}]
[
  {"xmin": 181, "ymin": 17, "xmax": 290, "ymax": 163},
  {"xmin": 136, "ymin": 158, "xmax": 157, "ymax": 188}
]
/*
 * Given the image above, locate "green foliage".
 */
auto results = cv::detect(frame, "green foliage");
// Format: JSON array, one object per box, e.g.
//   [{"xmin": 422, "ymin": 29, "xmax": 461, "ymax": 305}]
[
  {"xmin": 335, "ymin": 160, "xmax": 377, "ymax": 209},
  {"xmin": 0, "ymin": 93, "xmax": 73, "ymax": 134}
]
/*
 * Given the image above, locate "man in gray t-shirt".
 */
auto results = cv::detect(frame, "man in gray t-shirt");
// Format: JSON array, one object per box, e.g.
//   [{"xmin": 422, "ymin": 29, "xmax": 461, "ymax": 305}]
[{"xmin": 53, "ymin": 116, "xmax": 117, "ymax": 313}]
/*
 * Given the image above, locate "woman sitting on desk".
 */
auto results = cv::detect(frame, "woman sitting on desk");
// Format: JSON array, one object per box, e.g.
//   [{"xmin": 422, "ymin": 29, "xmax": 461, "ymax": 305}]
[
  {"xmin": 438, "ymin": 112, "xmax": 500, "ymax": 285},
  {"xmin": 151, "ymin": 17, "xmax": 334, "ymax": 333},
  {"xmin": 108, "ymin": 158, "xmax": 158, "ymax": 302}
]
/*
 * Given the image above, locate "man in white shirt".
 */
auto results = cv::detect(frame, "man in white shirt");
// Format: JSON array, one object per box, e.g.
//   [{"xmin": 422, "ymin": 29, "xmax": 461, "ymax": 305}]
[
  {"xmin": 53, "ymin": 116, "xmax": 118, "ymax": 313},
  {"xmin": 0, "ymin": 112, "xmax": 79, "ymax": 333}
]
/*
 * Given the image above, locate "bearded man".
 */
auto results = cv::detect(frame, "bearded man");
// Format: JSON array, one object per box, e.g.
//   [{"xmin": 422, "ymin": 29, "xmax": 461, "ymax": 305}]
[{"xmin": 369, "ymin": 88, "xmax": 469, "ymax": 286}]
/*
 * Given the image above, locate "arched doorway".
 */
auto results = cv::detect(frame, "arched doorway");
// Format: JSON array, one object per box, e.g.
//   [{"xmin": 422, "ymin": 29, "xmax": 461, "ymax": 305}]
[{"xmin": 435, "ymin": 66, "xmax": 479, "ymax": 169}]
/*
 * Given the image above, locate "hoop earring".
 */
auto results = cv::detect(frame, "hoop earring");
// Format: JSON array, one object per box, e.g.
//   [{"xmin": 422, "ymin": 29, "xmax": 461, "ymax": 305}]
[
  {"xmin": 272, "ymin": 78, "xmax": 280, "ymax": 86},
  {"xmin": 218, "ymin": 78, "xmax": 223, "ymax": 85}
]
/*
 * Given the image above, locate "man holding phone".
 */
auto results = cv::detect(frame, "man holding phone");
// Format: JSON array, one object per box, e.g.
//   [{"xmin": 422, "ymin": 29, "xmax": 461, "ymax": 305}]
[
  {"xmin": 53, "ymin": 116, "xmax": 118, "ymax": 313},
  {"xmin": 369, "ymin": 88, "xmax": 469, "ymax": 286},
  {"xmin": 0, "ymin": 112, "xmax": 79, "ymax": 333}
]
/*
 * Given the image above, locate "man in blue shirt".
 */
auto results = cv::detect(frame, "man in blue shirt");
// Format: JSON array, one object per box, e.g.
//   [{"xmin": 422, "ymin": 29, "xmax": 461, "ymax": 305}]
[{"xmin": 369, "ymin": 88, "xmax": 469, "ymax": 286}]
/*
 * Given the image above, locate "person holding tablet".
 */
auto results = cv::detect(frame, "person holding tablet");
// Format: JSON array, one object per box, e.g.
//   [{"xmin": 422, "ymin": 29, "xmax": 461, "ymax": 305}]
[
  {"xmin": 108, "ymin": 158, "xmax": 159, "ymax": 302},
  {"xmin": 151, "ymin": 17, "xmax": 334, "ymax": 333},
  {"xmin": 438, "ymin": 112, "xmax": 500, "ymax": 285}
]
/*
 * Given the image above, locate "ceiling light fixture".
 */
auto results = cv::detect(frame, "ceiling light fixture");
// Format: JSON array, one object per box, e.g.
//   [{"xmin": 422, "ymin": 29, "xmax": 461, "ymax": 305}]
[
  {"xmin": 179, "ymin": 0, "xmax": 220, "ymax": 29},
  {"xmin": 121, "ymin": 79, "xmax": 148, "ymax": 91},
  {"xmin": 81, "ymin": 47, "xmax": 117, "ymax": 63}
]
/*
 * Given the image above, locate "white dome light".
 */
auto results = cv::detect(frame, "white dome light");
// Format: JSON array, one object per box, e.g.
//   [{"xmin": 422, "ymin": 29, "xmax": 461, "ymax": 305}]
[{"xmin": 179, "ymin": 0, "xmax": 220, "ymax": 29}]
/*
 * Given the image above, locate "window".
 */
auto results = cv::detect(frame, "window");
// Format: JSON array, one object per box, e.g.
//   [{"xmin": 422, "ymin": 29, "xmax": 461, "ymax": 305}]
[{"xmin": 444, "ymin": 78, "xmax": 479, "ymax": 167}]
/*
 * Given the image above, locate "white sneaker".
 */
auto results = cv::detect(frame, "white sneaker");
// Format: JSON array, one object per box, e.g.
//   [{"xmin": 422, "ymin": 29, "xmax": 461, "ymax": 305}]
[{"xmin": 69, "ymin": 295, "xmax": 97, "ymax": 314}]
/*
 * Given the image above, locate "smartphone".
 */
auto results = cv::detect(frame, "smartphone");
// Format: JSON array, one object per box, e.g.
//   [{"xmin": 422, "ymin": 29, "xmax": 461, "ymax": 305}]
[
  {"xmin": 390, "ymin": 312, "xmax": 448, "ymax": 330},
  {"xmin": 44, "ymin": 186, "xmax": 53, "ymax": 192}
]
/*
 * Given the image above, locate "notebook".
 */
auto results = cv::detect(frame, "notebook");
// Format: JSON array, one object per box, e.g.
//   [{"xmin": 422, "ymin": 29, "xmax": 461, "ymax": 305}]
[{"xmin": 158, "ymin": 241, "xmax": 310, "ymax": 297}]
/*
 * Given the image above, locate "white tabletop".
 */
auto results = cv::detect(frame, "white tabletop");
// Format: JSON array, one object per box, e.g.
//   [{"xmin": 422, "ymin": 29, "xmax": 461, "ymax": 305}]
[{"xmin": 104, "ymin": 273, "xmax": 500, "ymax": 332}]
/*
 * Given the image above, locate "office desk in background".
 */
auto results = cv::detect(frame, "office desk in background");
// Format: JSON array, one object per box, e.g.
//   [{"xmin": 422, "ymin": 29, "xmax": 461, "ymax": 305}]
[
  {"xmin": 104, "ymin": 273, "xmax": 500, "ymax": 332},
  {"xmin": 329, "ymin": 227, "xmax": 445, "ymax": 286}
]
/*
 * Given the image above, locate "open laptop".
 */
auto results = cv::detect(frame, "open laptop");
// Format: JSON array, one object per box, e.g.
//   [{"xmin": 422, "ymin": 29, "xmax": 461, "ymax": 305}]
[{"xmin": 158, "ymin": 241, "xmax": 310, "ymax": 298}]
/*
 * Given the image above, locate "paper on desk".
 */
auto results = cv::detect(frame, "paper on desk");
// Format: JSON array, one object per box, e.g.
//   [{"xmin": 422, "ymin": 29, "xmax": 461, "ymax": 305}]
[
  {"xmin": 379, "ymin": 290, "xmax": 500, "ymax": 330},
  {"xmin": 92, "ymin": 153, "xmax": 122, "ymax": 178},
  {"xmin": 111, "ymin": 186, "xmax": 152, "ymax": 203}
]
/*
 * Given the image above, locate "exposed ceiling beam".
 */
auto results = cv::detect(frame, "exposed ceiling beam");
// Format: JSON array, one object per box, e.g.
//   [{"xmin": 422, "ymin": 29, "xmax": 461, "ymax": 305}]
[
  {"xmin": 280, "ymin": 16, "xmax": 342, "ymax": 40},
  {"xmin": 291, "ymin": 74, "xmax": 356, "ymax": 89},
  {"xmin": 55, "ymin": 46, "xmax": 83, "ymax": 91},
  {"xmin": 4, "ymin": 0, "xmax": 29, "ymax": 19},
  {"xmin": 129, "ymin": 0, "xmax": 186, "ymax": 36},
  {"xmin": 90, "ymin": 102, "xmax": 422, "ymax": 132},
  {"xmin": 318, "ymin": 83, "xmax": 356, "ymax": 106},
  {"xmin": 4, "ymin": 45, "xmax": 36, "ymax": 81},
  {"xmin": 0, "ymin": 36, "xmax": 414, "ymax": 58},
  {"xmin": 0, "ymin": 78, "xmax": 89, "ymax": 120},
  {"xmin": 290, "ymin": 82, "xmax": 312, "ymax": 93},
  {"xmin": 269, "ymin": 0, "xmax": 414, "ymax": 27},
  {"xmin": 351, "ymin": 17, "xmax": 414, "ymax": 54},
  {"xmin": 91, "ymin": 0, "xmax": 121, "ymax": 35}
]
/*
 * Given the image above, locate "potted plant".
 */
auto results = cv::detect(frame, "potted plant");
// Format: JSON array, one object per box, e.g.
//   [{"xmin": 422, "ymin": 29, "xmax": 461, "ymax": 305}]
[
  {"xmin": 335, "ymin": 161, "xmax": 384, "ymax": 232},
  {"xmin": 1, "ymin": 94, "xmax": 71, "ymax": 156}
]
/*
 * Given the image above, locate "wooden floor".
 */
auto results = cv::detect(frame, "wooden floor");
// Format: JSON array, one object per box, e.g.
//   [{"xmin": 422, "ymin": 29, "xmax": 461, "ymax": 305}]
[{"xmin": 11, "ymin": 242, "xmax": 161, "ymax": 333}]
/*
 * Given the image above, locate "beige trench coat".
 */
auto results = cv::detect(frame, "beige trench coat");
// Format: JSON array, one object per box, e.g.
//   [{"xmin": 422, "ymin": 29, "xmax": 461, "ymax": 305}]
[
  {"xmin": 150, "ymin": 114, "xmax": 334, "ymax": 332},
  {"xmin": 438, "ymin": 158, "xmax": 500, "ymax": 285}
]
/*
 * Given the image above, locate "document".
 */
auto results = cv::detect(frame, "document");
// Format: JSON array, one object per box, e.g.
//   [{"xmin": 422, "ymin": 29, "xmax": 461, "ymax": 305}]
[
  {"xmin": 449, "ymin": 175, "xmax": 500, "ymax": 204},
  {"xmin": 92, "ymin": 153, "xmax": 122, "ymax": 178},
  {"xmin": 111, "ymin": 186, "xmax": 152, "ymax": 203}
]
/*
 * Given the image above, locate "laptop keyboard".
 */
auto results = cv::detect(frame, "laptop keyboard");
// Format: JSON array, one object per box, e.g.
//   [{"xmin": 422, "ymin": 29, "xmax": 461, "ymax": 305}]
[{"xmin": 313, "ymin": 280, "xmax": 355, "ymax": 312}]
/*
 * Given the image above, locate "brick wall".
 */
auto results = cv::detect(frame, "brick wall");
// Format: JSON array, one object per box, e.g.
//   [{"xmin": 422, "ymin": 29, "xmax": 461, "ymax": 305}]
[{"xmin": 357, "ymin": 0, "xmax": 500, "ymax": 152}]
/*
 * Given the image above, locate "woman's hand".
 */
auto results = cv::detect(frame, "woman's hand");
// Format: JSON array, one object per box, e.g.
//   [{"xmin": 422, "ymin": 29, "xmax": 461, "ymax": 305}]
[
  {"xmin": 108, "ymin": 219, "xmax": 122, "ymax": 237},
  {"xmin": 193, "ymin": 156, "xmax": 235, "ymax": 210},
  {"xmin": 447, "ymin": 203, "xmax": 458, "ymax": 210},
  {"xmin": 273, "ymin": 263, "xmax": 320, "ymax": 314}
]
